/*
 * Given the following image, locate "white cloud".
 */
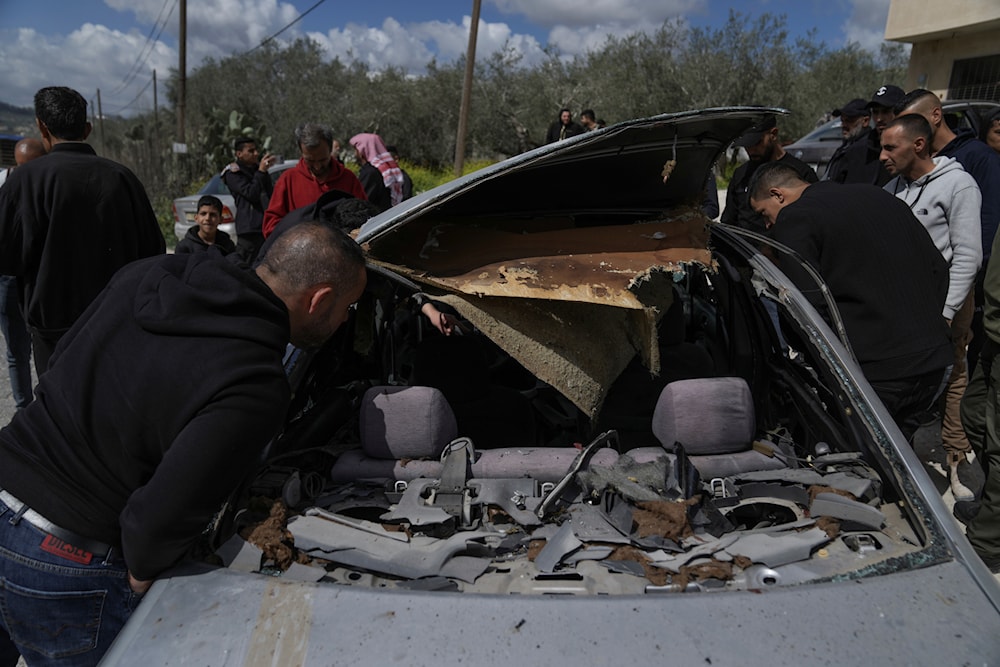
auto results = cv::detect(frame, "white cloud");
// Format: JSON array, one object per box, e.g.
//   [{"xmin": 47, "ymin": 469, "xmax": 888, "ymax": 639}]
[
  {"xmin": 489, "ymin": 0, "xmax": 704, "ymax": 29},
  {"xmin": 0, "ymin": 24, "xmax": 176, "ymax": 114},
  {"xmin": 308, "ymin": 17, "xmax": 435, "ymax": 71},
  {"xmin": 309, "ymin": 15, "xmax": 547, "ymax": 73},
  {"xmin": 842, "ymin": 0, "xmax": 892, "ymax": 51}
]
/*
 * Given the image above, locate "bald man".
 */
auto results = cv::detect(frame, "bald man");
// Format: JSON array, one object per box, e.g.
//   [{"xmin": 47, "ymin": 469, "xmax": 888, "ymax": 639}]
[
  {"xmin": 14, "ymin": 138, "xmax": 45, "ymax": 166},
  {"xmin": 0, "ymin": 138, "xmax": 46, "ymax": 411}
]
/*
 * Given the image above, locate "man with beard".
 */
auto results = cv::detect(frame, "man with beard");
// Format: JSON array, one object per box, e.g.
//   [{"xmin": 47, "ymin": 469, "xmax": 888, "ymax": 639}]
[
  {"xmin": 262, "ymin": 122, "xmax": 367, "ymax": 238},
  {"xmin": 826, "ymin": 85, "xmax": 903, "ymax": 186},
  {"xmin": 545, "ymin": 108, "xmax": 585, "ymax": 144},
  {"xmin": 721, "ymin": 115, "xmax": 818, "ymax": 233},
  {"xmin": 824, "ymin": 98, "xmax": 873, "ymax": 182}
]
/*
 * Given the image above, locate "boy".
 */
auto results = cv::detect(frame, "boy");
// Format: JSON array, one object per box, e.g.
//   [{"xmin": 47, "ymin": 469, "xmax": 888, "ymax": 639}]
[{"xmin": 175, "ymin": 195, "xmax": 236, "ymax": 255}]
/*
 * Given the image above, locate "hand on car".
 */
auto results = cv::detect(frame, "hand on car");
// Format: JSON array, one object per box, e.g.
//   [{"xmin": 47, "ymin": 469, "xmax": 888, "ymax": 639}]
[
  {"xmin": 128, "ymin": 571, "xmax": 153, "ymax": 595},
  {"xmin": 421, "ymin": 302, "xmax": 461, "ymax": 336}
]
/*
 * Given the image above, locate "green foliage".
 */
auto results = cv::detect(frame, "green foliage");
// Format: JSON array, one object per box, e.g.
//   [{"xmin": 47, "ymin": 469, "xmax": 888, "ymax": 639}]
[
  {"xmin": 197, "ymin": 108, "xmax": 271, "ymax": 173},
  {"xmin": 400, "ymin": 158, "xmax": 498, "ymax": 195},
  {"xmin": 153, "ymin": 195, "xmax": 177, "ymax": 246},
  {"xmin": 90, "ymin": 13, "xmax": 909, "ymax": 206}
]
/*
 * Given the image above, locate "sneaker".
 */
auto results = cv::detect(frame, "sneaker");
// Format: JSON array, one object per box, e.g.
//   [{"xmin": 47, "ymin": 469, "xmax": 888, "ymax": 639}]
[
  {"xmin": 953, "ymin": 500, "xmax": 981, "ymax": 526},
  {"xmin": 947, "ymin": 451, "xmax": 976, "ymax": 502}
]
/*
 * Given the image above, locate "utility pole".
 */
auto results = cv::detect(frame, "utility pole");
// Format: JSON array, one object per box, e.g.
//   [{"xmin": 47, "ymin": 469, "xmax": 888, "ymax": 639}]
[
  {"xmin": 453, "ymin": 0, "xmax": 481, "ymax": 178},
  {"xmin": 153, "ymin": 69, "xmax": 160, "ymax": 151},
  {"xmin": 177, "ymin": 0, "xmax": 187, "ymax": 144},
  {"xmin": 96, "ymin": 89, "xmax": 106, "ymax": 155}
]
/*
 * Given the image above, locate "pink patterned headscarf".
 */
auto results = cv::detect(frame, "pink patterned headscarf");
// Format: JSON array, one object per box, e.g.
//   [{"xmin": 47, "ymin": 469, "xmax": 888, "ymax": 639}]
[{"xmin": 349, "ymin": 133, "xmax": 404, "ymax": 207}]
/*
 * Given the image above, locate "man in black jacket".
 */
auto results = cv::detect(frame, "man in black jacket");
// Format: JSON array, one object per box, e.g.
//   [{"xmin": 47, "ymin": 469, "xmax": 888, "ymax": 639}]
[
  {"xmin": 222, "ymin": 136, "xmax": 278, "ymax": 262},
  {"xmin": 721, "ymin": 115, "xmax": 818, "ymax": 233},
  {"xmin": 824, "ymin": 85, "xmax": 901, "ymax": 186},
  {"xmin": 0, "ymin": 87, "xmax": 165, "ymax": 373},
  {"xmin": 748, "ymin": 161, "xmax": 952, "ymax": 440},
  {"xmin": 0, "ymin": 222, "xmax": 366, "ymax": 666}
]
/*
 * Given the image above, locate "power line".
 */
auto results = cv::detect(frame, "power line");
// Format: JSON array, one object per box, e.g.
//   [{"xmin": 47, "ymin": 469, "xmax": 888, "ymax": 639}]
[
  {"xmin": 247, "ymin": 0, "xmax": 327, "ymax": 55},
  {"xmin": 109, "ymin": 75, "xmax": 155, "ymax": 114},
  {"xmin": 112, "ymin": 0, "xmax": 178, "ymax": 96}
]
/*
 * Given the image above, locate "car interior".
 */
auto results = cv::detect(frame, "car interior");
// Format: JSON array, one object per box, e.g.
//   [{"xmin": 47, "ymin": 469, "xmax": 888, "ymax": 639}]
[{"xmin": 201, "ymin": 210, "xmax": 943, "ymax": 595}]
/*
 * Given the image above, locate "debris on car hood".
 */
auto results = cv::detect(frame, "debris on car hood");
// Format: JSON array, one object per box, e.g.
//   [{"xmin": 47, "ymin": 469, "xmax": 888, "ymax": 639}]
[{"xmin": 230, "ymin": 443, "xmax": 913, "ymax": 594}]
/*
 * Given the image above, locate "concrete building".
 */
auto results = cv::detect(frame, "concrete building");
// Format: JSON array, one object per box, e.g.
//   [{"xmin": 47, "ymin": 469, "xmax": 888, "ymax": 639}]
[{"xmin": 886, "ymin": 0, "xmax": 1000, "ymax": 100}]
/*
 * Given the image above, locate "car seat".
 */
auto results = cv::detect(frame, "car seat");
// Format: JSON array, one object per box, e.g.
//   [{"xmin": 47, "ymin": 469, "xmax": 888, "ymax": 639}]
[
  {"xmin": 630, "ymin": 377, "xmax": 788, "ymax": 479},
  {"xmin": 329, "ymin": 385, "xmax": 616, "ymax": 484}
]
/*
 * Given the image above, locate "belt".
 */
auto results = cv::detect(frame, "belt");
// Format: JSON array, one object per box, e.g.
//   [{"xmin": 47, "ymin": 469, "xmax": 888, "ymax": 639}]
[{"xmin": 0, "ymin": 490, "xmax": 114, "ymax": 559}]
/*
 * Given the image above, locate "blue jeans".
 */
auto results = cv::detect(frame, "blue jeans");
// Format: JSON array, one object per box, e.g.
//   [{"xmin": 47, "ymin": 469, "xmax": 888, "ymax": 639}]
[
  {"xmin": 0, "ymin": 276, "xmax": 32, "ymax": 408},
  {"xmin": 0, "ymin": 498, "xmax": 142, "ymax": 666}
]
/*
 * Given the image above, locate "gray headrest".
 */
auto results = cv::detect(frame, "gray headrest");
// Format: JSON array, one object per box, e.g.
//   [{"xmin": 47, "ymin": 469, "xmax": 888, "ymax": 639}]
[
  {"xmin": 361, "ymin": 386, "xmax": 458, "ymax": 459},
  {"xmin": 651, "ymin": 377, "xmax": 755, "ymax": 455}
]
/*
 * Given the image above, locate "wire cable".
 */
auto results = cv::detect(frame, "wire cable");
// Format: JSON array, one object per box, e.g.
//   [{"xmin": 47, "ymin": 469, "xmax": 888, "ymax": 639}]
[
  {"xmin": 111, "ymin": 0, "xmax": 178, "ymax": 96},
  {"xmin": 247, "ymin": 0, "xmax": 327, "ymax": 54}
]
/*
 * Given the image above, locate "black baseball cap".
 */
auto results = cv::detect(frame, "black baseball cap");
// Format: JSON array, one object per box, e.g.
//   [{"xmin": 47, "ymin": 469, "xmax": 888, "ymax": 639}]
[
  {"xmin": 866, "ymin": 85, "xmax": 905, "ymax": 110},
  {"xmin": 734, "ymin": 115, "xmax": 777, "ymax": 147},
  {"xmin": 832, "ymin": 98, "xmax": 869, "ymax": 118}
]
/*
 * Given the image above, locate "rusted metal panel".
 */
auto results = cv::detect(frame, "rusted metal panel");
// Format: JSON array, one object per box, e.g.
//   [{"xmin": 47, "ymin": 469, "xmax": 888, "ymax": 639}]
[{"xmin": 372, "ymin": 212, "xmax": 713, "ymax": 309}]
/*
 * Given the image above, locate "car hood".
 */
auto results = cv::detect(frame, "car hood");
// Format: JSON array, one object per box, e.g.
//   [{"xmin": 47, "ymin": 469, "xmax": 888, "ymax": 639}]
[{"xmin": 357, "ymin": 108, "xmax": 783, "ymax": 417}]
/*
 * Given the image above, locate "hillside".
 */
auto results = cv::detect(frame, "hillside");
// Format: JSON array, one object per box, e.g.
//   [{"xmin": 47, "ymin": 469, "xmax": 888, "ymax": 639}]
[{"xmin": 0, "ymin": 101, "xmax": 36, "ymax": 136}]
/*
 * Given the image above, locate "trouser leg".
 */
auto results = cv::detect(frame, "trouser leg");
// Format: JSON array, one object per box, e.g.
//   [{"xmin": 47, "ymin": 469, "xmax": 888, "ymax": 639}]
[
  {"xmin": 0, "ymin": 276, "xmax": 33, "ymax": 408},
  {"xmin": 942, "ymin": 293, "xmax": 974, "ymax": 455},
  {"xmin": 966, "ymin": 353, "xmax": 1000, "ymax": 559}
]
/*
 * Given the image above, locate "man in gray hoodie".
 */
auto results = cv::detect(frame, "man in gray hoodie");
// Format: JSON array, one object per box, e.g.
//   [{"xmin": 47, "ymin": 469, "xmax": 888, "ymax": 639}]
[{"xmin": 882, "ymin": 113, "xmax": 983, "ymax": 500}]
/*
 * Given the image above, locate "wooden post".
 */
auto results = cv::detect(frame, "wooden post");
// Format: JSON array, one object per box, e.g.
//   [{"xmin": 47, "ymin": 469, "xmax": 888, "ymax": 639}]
[
  {"xmin": 177, "ymin": 0, "xmax": 186, "ymax": 143},
  {"xmin": 453, "ymin": 0, "xmax": 481, "ymax": 178}
]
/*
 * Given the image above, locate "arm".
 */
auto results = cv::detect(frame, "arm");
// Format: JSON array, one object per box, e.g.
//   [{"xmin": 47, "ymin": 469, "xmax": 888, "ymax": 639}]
[
  {"xmin": 943, "ymin": 180, "xmax": 984, "ymax": 319},
  {"xmin": 118, "ymin": 373, "xmax": 290, "ymax": 580},
  {"xmin": 719, "ymin": 177, "xmax": 740, "ymax": 225},
  {"xmin": 222, "ymin": 166, "xmax": 274, "ymax": 212},
  {"xmin": 701, "ymin": 171, "xmax": 720, "ymax": 219},
  {"xmin": 963, "ymin": 149, "xmax": 1000, "ymax": 255},
  {"xmin": 262, "ymin": 171, "xmax": 292, "ymax": 238},
  {"xmin": 769, "ymin": 213, "xmax": 829, "ymax": 320},
  {"xmin": 0, "ymin": 176, "xmax": 24, "ymax": 274}
]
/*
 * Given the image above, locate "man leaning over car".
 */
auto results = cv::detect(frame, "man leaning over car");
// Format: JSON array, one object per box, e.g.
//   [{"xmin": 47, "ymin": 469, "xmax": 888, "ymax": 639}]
[
  {"xmin": 748, "ymin": 160, "xmax": 953, "ymax": 442},
  {"xmin": 0, "ymin": 222, "xmax": 366, "ymax": 666}
]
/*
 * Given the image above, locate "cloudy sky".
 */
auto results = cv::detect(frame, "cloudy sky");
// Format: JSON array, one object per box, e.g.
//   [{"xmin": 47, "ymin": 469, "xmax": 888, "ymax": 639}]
[{"xmin": 0, "ymin": 0, "xmax": 896, "ymax": 116}]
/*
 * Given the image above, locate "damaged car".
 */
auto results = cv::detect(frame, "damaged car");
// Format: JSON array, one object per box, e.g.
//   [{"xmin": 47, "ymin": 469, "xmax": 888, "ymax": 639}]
[{"xmin": 103, "ymin": 108, "xmax": 1000, "ymax": 665}]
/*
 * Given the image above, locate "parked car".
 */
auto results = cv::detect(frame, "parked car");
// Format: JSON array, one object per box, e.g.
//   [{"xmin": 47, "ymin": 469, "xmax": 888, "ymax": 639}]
[
  {"xmin": 783, "ymin": 118, "xmax": 846, "ymax": 174},
  {"xmin": 104, "ymin": 108, "xmax": 1000, "ymax": 665},
  {"xmin": 171, "ymin": 159, "xmax": 297, "ymax": 242},
  {"xmin": 785, "ymin": 99, "xmax": 1000, "ymax": 176}
]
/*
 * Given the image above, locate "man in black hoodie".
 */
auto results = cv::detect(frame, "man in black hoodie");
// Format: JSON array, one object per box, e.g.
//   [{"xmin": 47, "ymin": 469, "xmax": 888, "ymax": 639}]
[{"xmin": 0, "ymin": 222, "xmax": 366, "ymax": 666}]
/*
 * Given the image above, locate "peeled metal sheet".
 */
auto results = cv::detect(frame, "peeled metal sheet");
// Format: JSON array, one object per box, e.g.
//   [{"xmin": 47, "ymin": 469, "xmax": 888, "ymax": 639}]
[{"xmin": 367, "ymin": 212, "xmax": 715, "ymax": 418}]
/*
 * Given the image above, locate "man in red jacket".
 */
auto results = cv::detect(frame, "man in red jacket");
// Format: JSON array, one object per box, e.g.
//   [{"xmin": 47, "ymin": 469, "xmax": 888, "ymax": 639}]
[{"xmin": 262, "ymin": 122, "xmax": 367, "ymax": 238}]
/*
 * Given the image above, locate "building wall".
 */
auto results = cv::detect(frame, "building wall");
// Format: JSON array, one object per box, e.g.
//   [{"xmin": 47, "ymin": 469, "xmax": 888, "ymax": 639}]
[
  {"xmin": 907, "ymin": 32, "xmax": 1000, "ymax": 98},
  {"xmin": 887, "ymin": 0, "xmax": 1000, "ymax": 100},
  {"xmin": 886, "ymin": 0, "xmax": 1000, "ymax": 41}
]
